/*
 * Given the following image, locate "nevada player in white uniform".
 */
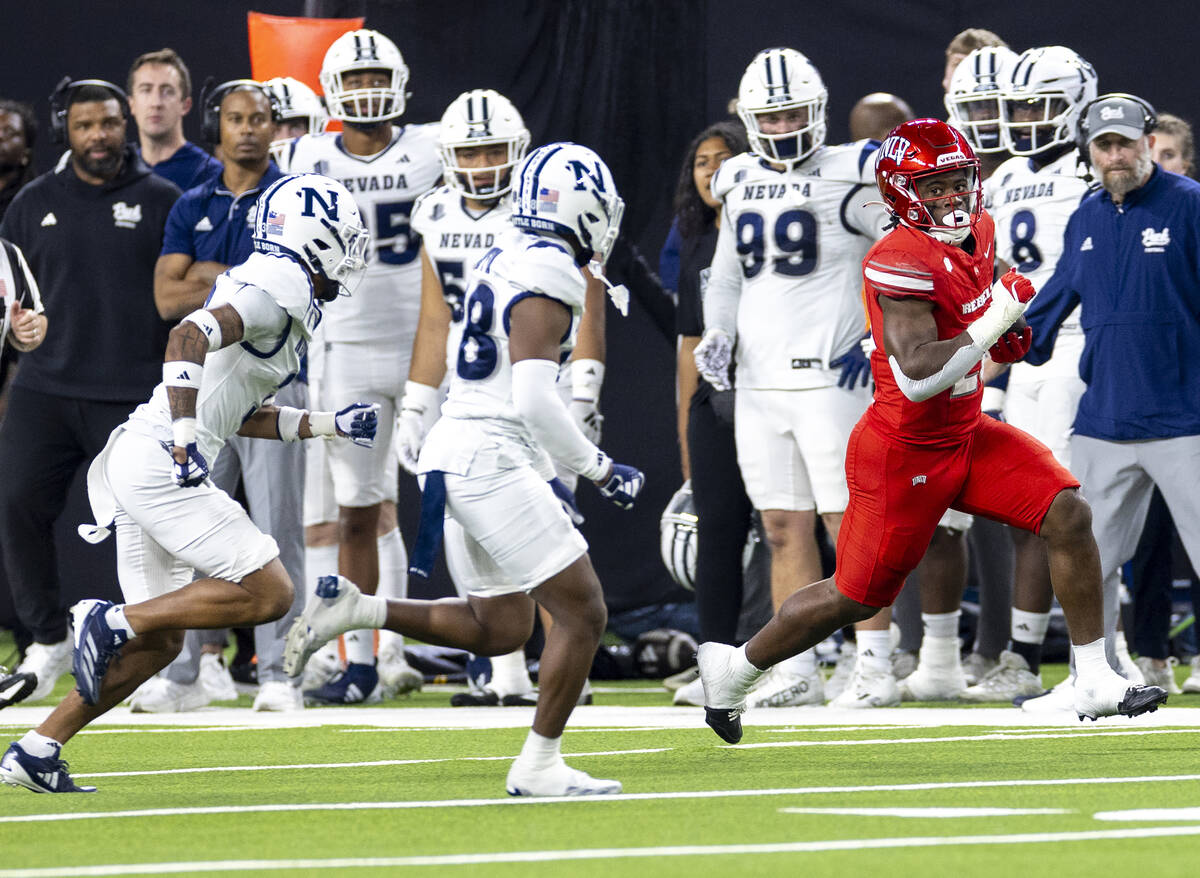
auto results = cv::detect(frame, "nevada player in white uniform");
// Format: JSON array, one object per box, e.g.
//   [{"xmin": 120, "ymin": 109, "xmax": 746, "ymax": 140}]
[
  {"xmin": 263, "ymin": 76, "xmax": 328, "ymax": 166},
  {"xmin": 285, "ymin": 144, "xmax": 644, "ymax": 797},
  {"xmin": 695, "ymin": 48, "xmax": 891, "ymax": 708},
  {"xmin": 285, "ymin": 29, "xmax": 442, "ymax": 703},
  {"xmin": 963, "ymin": 47, "xmax": 1103, "ymax": 705},
  {"xmin": 0, "ymin": 175, "xmax": 378, "ymax": 793}
]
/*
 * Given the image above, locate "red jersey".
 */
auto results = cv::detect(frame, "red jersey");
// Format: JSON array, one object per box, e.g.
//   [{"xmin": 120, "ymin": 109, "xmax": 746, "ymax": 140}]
[{"xmin": 861, "ymin": 213, "xmax": 996, "ymax": 444}]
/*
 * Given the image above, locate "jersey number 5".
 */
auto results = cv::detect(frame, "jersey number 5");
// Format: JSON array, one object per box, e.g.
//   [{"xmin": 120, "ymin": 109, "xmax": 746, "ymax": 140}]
[
  {"xmin": 736, "ymin": 208, "xmax": 819, "ymax": 279},
  {"xmin": 375, "ymin": 202, "xmax": 420, "ymax": 265}
]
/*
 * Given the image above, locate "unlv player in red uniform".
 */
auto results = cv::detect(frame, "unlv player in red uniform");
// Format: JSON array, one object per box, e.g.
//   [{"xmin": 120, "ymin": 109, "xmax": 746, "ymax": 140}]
[{"xmin": 698, "ymin": 119, "xmax": 1168, "ymax": 741}]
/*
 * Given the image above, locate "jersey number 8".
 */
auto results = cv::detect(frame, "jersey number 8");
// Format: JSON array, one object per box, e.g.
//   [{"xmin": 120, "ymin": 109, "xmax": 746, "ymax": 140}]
[
  {"xmin": 736, "ymin": 208, "xmax": 819, "ymax": 279},
  {"xmin": 456, "ymin": 282, "xmax": 499, "ymax": 380}
]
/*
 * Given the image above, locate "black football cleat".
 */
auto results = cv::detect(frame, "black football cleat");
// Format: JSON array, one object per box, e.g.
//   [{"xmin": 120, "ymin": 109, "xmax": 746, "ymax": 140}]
[
  {"xmin": 705, "ymin": 706, "xmax": 744, "ymax": 744},
  {"xmin": 0, "ymin": 670, "xmax": 36, "ymax": 710}
]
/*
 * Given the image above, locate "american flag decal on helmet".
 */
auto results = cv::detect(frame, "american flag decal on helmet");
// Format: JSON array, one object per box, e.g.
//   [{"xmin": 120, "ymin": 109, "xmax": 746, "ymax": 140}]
[
  {"xmin": 537, "ymin": 187, "xmax": 559, "ymax": 213},
  {"xmin": 265, "ymin": 210, "xmax": 285, "ymax": 235}
]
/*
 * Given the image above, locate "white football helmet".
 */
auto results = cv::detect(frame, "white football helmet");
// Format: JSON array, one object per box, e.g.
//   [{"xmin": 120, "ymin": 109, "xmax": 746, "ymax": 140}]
[
  {"xmin": 1002, "ymin": 46, "xmax": 1098, "ymax": 156},
  {"xmin": 660, "ymin": 481, "xmax": 760, "ymax": 592},
  {"xmin": 319, "ymin": 29, "xmax": 410, "ymax": 124},
  {"xmin": 736, "ymin": 47, "xmax": 827, "ymax": 167},
  {"xmin": 252, "ymin": 173, "xmax": 370, "ymax": 295},
  {"xmin": 511, "ymin": 142, "xmax": 624, "ymax": 266},
  {"xmin": 262, "ymin": 77, "xmax": 329, "ymax": 165},
  {"xmin": 439, "ymin": 89, "xmax": 531, "ymax": 200},
  {"xmin": 944, "ymin": 46, "xmax": 1018, "ymax": 154}
]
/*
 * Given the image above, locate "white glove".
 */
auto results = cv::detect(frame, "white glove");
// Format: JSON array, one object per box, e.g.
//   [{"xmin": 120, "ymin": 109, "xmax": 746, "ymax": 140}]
[
  {"xmin": 693, "ymin": 328, "xmax": 734, "ymax": 391},
  {"xmin": 569, "ymin": 359, "xmax": 605, "ymax": 444},
  {"xmin": 396, "ymin": 381, "xmax": 441, "ymax": 475}
]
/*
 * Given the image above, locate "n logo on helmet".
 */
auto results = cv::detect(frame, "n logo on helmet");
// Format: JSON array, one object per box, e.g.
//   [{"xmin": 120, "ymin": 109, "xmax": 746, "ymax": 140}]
[
  {"xmin": 567, "ymin": 159, "xmax": 607, "ymax": 194},
  {"xmin": 301, "ymin": 188, "xmax": 340, "ymax": 221}
]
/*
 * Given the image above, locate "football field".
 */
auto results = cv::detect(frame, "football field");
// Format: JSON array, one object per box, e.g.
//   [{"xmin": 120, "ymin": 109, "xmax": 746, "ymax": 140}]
[{"xmin": 1, "ymin": 674, "xmax": 1199, "ymax": 877}]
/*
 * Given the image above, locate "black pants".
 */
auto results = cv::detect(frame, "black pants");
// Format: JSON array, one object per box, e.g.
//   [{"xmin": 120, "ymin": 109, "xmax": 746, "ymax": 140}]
[
  {"xmin": 687, "ymin": 390, "xmax": 754, "ymax": 645},
  {"xmin": 0, "ymin": 386, "xmax": 135, "ymax": 643}
]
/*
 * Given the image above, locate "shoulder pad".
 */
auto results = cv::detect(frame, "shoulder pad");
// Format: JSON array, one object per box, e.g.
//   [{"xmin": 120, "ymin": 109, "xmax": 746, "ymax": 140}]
[
  {"xmin": 504, "ymin": 235, "xmax": 587, "ymax": 309},
  {"xmin": 410, "ymin": 186, "xmax": 450, "ymax": 236},
  {"xmin": 711, "ymin": 153, "xmax": 761, "ymax": 200},
  {"xmin": 226, "ymin": 252, "xmax": 315, "ymax": 328}
]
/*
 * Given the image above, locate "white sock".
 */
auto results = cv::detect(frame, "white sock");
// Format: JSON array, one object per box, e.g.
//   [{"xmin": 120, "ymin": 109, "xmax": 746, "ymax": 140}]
[
  {"xmin": 19, "ymin": 731, "xmax": 62, "ymax": 758},
  {"xmin": 777, "ymin": 648, "xmax": 818, "ymax": 677},
  {"xmin": 305, "ymin": 544, "xmax": 339, "ymax": 600},
  {"xmin": 734, "ymin": 645, "xmax": 767, "ymax": 687},
  {"xmin": 516, "ymin": 729, "xmax": 562, "ymax": 770},
  {"xmin": 375, "ymin": 529, "xmax": 407, "ymax": 653},
  {"xmin": 1072, "ymin": 637, "xmax": 1114, "ymax": 681},
  {"xmin": 1113, "ymin": 630, "xmax": 1134, "ymax": 663},
  {"xmin": 1011, "ymin": 608, "xmax": 1050, "ymax": 645},
  {"xmin": 105, "ymin": 605, "xmax": 136, "ymax": 639},
  {"xmin": 922, "ymin": 610, "xmax": 960, "ymax": 640},
  {"xmin": 344, "ymin": 629, "xmax": 375, "ymax": 666},
  {"xmin": 491, "ymin": 650, "xmax": 533, "ymax": 693},
  {"xmin": 856, "ymin": 630, "xmax": 892, "ymax": 675}
]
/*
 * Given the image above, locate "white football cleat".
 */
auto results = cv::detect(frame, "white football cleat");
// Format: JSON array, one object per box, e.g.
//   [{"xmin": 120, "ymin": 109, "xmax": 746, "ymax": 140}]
[
  {"xmin": 672, "ymin": 675, "xmax": 705, "ymax": 706},
  {"xmin": 1018, "ymin": 676, "xmax": 1073, "ymax": 713},
  {"xmin": 377, "ymin": 639, "xmax": 423, "ymax": 698},
  {"xmin": 300, "ymin": 642, "xmax": 342, "ymax": 692},
  {"xmin": 1133, "ymin": 656, "xmax": 1180, "ymax": 695},
  {"xmin": 505, "ymin": 760, "xmax": 621, "ymax": 797},
  {"xmin": 747, "ymin": 665, "xmax": 824, "ymax": 708},
  {"xmin": 253, "ymin": 680, "xmax": 304, "ymax": 712},
  {"xmin": 199, "ymin": 653, "xmax": 239, "ymax": 702},
  {"xmin": 898, "ymin": 661, "xmax": 967, "ymax": 702},
  {"xmin": 823, "ymin": 642, "xmax": 857, "ymax": 702},
  {"xmin": 961, "ymin": 651, "xmax": 998, "ymax": 686},
  {"xmin": 1074, "ymin": 674, "xmax": 1168, "ymax": 721},
  {"xmin": 960, "ymin": 650, "xmax": 1044, "ymax": 702},
  {"xmin": 284, "ymin": 575, "xmax": 368, "ymax": 679},
  {"xmin": 697, "ymin": 642, "xmax": 758, "ymax": 744},
  {"xmin": 828, "ymin": 666, "xmax": 900, "ymax": 708},
  {"xmin": 16, "ymin": 638, "xmax": 72, "ymax": 702},
  {"xmin": 129, "ymin": 676, "xmax": 210, "ymax": 713},
  {"xmin": 1183, "ymin": 656, "xmax": 1200, "ymax": 694}
]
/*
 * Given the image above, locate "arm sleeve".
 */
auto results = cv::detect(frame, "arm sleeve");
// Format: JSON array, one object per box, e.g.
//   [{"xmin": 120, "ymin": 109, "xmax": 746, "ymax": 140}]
[
  {"xmin": 888, "ymin": 343, "xmax": 986, "ymax": 403},
  {"xmin": 1022, "ymin": 221, "xmax": 1082, "ymax": 366},
  {"xmin": 703, "ymin": 203, "xmax": 742, "ymax": 337},
  {"xmin": 511, "ymin": 358, "xmax": 609, "ymax": 481},
  {"xmin": 160, "ymin": 196, "xmax": 197, "ymax": 257}
]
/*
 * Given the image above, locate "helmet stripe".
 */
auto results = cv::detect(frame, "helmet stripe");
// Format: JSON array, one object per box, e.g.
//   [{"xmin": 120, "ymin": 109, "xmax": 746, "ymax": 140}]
[{"xmin": 523, "ymin": 144, "xmax": 563, "ymax": 216}]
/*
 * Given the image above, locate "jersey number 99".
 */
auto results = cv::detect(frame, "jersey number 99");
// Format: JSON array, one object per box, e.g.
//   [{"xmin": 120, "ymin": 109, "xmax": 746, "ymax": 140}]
[{"xmin": 736, "ymin": 208, "xmax": 819, "ymax": 279}]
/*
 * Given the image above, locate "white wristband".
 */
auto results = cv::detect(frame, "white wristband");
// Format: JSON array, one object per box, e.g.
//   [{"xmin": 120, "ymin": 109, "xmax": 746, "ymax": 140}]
[
  {"xmin": 309, "ymin": 411, "xmax": 336, "ymax": 438},
  {"xmin": 172, "ymin": 417, "xmax": 197, "ymax": 448},
  {"xmin": 163, "ymin": 360, "xmax": 203, "ymax": 390},
  {"xmin": 276, "ymin": 406, "xmax": 307, "ymax": 442},
  {"xmin": 966, "ymin": 280, "xmax": 1027, "ymax": 349},
  {"xmin": 182, "ymin": 309, "xmax": 223, "ymax": 352},
  {"xmin": 570, "ymin": 358, "xmax": 605, "ymax": 402},
  {"xmin": 401, "ymin": 380, "xmax": 441, "ymax": 415}
]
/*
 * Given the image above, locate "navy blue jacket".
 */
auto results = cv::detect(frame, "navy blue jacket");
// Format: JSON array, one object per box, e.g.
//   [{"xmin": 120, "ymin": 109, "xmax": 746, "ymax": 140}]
[
  {"xmin": 140, "ymin": 141, "xmax": 222, "ymax": 193},
  {"xmin": 1024, "ymin": 166, "xmax": 1200, "ymax": 440},
  {"xmin": 161, "ymin": 161, "xmax": 284, "ymax": 266}
]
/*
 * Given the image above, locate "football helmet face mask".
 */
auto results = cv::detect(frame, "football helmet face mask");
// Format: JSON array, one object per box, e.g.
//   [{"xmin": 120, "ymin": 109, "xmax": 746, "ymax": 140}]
[
  {"xmin": 736, "ymin": 47, "xmax": 827, "ymax": 168},
  {"xmin": 944, "ymin": 46, "xmax": 1018, "ymax": 154},
  {"xmin": 511, "ymin": 142, "xmax": 624, "ymax": 267},
  {"xmin": 319, "ymin": 29, "xmax": 409, "ymax": 124},
  {"xmin": 262, "ymin": 77, "xmax": 329, "ymax": 165},
  {"xmin": 876, "ymin": 119, "xmax": 982, "ymax": 244},
  {"xmin": 439, "ymin": 89, "xmax": 531, "ymax": 200},
  {"xmin": 1002, "ymin": 46, "xmax": 1098, "ymax": 156},
  {"xmin": 252, "ymin": 173, "xmax": 370, "ymax": 298}
]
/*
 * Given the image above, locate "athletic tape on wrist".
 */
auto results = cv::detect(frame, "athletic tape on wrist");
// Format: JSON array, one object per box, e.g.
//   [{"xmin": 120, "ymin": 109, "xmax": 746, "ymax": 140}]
[
  {"xmin": 276, "ymin": 406, "xmax": 307, "ymax": 442},
  {"xmin": 163, "ymin": 360, "xmax": 203, "ymax": 390},
  {"xmin": 570, "ymin": 358, "xmax": 605, "ymax": 401},
  {"xmin": 309, "ymin": 411, "xmax": 336, "ymax": 438},
  {"xmin": 401, "ymin": 380, "xmax": 440, "ymax": 415},
  {"xmin": 182, "ymin": 309, "xmax": 223, "ymax": 352},
  {"xmin": 172, "ymin": 417, "xmax": 197, "ymax": 448}
]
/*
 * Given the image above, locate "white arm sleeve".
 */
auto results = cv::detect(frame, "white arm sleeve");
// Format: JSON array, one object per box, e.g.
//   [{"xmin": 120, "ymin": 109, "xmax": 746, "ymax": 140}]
[
  {"xmin": 511, "ymin": 358, "xmax": 610, "ymax": 481},
  {"xmin": 888, "ymin": 343, "xmax": 986, "ymax": 403},
  {"xmin": 702, "ymin": 206, "xmax": 742, "ymax": 338}
]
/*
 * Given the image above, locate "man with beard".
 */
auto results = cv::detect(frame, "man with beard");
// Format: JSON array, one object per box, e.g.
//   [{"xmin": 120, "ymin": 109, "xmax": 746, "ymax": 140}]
[
  {"xmin": 1024, "ymin": 93, "xmax": 1200, "ymax": 677},
  {"xmin": 0, "ymin": 80, "xmax": 178, "ymax": 706}
]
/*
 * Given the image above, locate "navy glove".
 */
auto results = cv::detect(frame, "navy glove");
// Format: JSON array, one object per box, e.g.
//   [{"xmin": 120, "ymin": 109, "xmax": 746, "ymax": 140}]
[
  {"xmin": 549, "ymin": 477, "xmax": 585, "ymax": 525},
  {"xmin": 170, "ymin": 442, "xmax": 209, "ymax": 488},
  {"xmin": 598, "ymin": 463, "xmax": 645, "ymax": 510},
  {"xmin": 831, "ymin": 333, "xmax": 872, "ymax": 389},
  {"xmin": 335, "ymin": 402, "xmax": 380, "ymax": 448}
]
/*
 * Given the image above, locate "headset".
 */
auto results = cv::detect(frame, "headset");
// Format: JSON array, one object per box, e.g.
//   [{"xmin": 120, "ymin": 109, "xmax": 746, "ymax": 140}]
[
  {"xmin": 1076, "ymin": 92, "xmax": 1158, "ymax": 155},
  {"xmin": 49, "ymin": 76, "xmax": 130, "ymax": 145},
  {"xmin": 199, "ymin": 77, "xmax": 282, "ymax": 145}
]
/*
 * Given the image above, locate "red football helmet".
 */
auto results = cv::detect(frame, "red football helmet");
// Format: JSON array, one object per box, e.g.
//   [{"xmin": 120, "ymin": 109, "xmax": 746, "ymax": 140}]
[{"xmin": 875, "ymin": 119, "xmax": 982, "ymax": 243}]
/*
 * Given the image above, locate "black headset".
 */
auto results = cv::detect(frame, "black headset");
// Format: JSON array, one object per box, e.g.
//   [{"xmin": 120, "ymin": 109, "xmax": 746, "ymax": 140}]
[
  {"xmin": 199, "ymin": 77, "xmax": 282, "ymax": 145},
  {"xmin": 1076, "ymin": 92, "xmax": 1158, "ymax": 155},
  {"xmin": 49, "ymin": 76, "xmax": 130, "ymax": 145}
]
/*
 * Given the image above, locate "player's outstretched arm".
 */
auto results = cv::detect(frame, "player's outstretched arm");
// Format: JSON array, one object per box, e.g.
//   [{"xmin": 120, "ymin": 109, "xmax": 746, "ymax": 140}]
[
  {"xmin": 240, "ymin": 402, "xmax": 380, "ymax": 446},
  {"xmin": 509, "ymin": 295, "xmax": 644, "ymax": 509},
  {"xmin": 397, "ymin": 248, "xmax": 452, "ymax": 473}
]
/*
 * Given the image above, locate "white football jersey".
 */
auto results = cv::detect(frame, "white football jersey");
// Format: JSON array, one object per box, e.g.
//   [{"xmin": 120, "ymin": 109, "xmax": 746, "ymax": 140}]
[
  {"xmin": 124, "ymin": 253, "xmax": 321, "ymax": 464},
  {"xmin": 707, "ymin": 143, "xmax": 890, "ymax": 390},
  {"xmin": 411, "ymin": 185, "xmax": 512, "ymax": 369},
  {"xmin": 284, "ymin": 125, "xmax": 443, "ymax": 345},
  {"xmin": 436, "ymin": 228, "xmax": 586, "ymax": 443},
  {"xmin": 986, "ymin": 150, "xmax": 1091, "ymax": 375}
]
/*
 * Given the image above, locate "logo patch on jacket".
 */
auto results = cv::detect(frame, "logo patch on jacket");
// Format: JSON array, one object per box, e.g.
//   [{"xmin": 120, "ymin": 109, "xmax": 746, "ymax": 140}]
[
  {"xmin": 112, "ymin": 202, "xmax": 143, "ymax": 229},
  {"xmin": 1141, "ymin": 227, "xmax": 1170, "ymax": 253}
]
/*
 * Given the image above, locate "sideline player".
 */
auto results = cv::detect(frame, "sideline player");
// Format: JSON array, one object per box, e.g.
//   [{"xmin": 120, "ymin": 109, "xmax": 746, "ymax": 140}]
[
  {"xmin": 285, "ymin": 143, "xmax": 644, "ymax": 797},
  {"xmin": 962, "ymin": 47, "xmax": 1101, "ymax": 704},
  {"xmin": 694, "ymin": 47, "xmax": 893, "ymax": 708},
  {"xmin": 698, "ymin": 119, "xmax": 1168, "ymax": 744},
  {"xmin": 285, "ymin": 29, "xmax": 442, "ymax": 702},
  {"xmin": 0, "ymin": 174, "xmax": 378, "ymax": 792},
  {"xmin": 263, "ymin": 77, "xmax": 328, "ymax": 166}
]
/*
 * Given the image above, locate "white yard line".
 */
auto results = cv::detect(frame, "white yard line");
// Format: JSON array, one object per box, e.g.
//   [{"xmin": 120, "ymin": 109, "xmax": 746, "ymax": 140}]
[
  {"xmin": 4, "ymin": 773, "xmax": 1198, "ymax": 824},
  {"xmin": 4, "ymin": 826, "xmax": 1200, "ymax": 875},
  {"xmin": 731, "ymin": 727, "xmax": 1200, "ymax": 749}
]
